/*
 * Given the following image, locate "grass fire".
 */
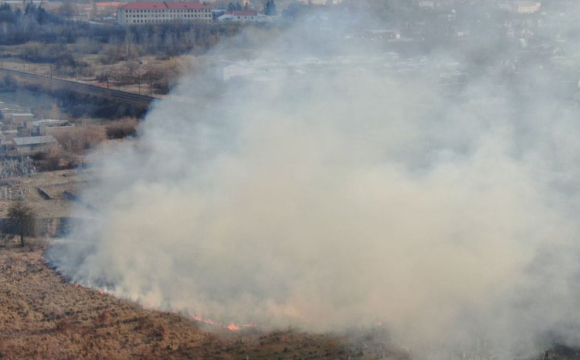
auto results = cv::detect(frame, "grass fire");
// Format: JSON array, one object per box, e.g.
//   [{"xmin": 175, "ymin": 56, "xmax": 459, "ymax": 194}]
[{"xmin": 2, "ymin": 1, "xmax": 580, "ymax": 360}]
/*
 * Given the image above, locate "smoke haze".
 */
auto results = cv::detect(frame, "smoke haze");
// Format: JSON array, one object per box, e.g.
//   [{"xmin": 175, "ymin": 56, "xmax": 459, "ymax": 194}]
[{"xmin": 47, "ymin": 4, "xmax": 580, "ymax": 358}]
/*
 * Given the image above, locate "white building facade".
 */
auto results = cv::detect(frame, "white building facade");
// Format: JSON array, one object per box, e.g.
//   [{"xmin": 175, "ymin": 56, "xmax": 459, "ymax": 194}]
[
  {"xmin": 118, "ymin": 1, "xmax": 211, "ymax": 25},
  {"xmin": 217, "ymin": 10, "xmax": 273, "ymax": 23}
]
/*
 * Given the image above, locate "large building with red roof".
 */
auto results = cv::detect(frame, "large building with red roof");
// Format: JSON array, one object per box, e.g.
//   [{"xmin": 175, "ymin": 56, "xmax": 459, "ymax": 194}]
[{"xmin": 117, "ymin": 1, "xmax": 211, "ymax": 25}]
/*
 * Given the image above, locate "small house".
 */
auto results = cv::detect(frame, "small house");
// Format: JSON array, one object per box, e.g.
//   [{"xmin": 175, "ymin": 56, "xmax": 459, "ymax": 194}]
[
  {"xmin": 9, "ymin": 113, "xmax": 35, "ymax": 127},
  {"xmin": 12, "ymin": 136, "xmax": 58, "ymax": 154},
  {"xmin": 30, "ymin": 120, "xmax": 74, "ymax": 136}
]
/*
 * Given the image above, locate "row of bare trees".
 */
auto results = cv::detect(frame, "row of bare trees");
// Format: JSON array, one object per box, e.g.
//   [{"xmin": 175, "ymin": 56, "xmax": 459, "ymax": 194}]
[{"xmin": 96, "ymin": 62, "xmax": 173, "ymax": 95}]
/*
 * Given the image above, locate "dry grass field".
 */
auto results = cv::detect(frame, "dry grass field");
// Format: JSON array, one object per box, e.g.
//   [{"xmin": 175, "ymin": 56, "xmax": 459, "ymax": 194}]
[
  {"xmin": 0, "ymin": 167, "xmax": 394, "ymax": 359},
  {"xmin": 0, "ymin": 169, "xmax": 87, "ymax": 219},
  {"xmin": 0, "ymin": 243, "xmax": 396, "ymax": 360},
  {"xmin": 0, "ymin": 170, "xmax": 578, "ymax": 360}
]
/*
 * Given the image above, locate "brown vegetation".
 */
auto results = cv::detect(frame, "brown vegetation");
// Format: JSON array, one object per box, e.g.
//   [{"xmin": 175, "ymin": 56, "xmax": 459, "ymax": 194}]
[
  {"xmin": 105, "ymin": 117, "xmax": 139, "ymax": 139},
  {"xmin": 0, "ymin": 244, "xmax": 395, "ymax": 360},
  {"xmin": 2, "ymin": 200, "xmax": 37, "ymax": 247},
  {"xmin": 0, "ymin": 4, "xmax": 248, "ymax": 95},
  {"xmin": 53, "ymin": 126, "xmax": 106, "ymax": 154},
  {"xmin": 32, "ymin": 147, "xmax": 79, "ymax": 172},
  {"xmin": 32, "ymin": 119, "xmax": 139, "ymax": 171},
  {"xmin": 29, "ymin": 125, "xmax": 108, "ymax": 171}
]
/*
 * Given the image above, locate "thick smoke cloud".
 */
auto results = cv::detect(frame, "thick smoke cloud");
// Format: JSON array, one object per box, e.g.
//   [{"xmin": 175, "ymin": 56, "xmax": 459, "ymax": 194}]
[{"xmin": 48, "ymin": 5, "xmax": 580, "ymax": 359}]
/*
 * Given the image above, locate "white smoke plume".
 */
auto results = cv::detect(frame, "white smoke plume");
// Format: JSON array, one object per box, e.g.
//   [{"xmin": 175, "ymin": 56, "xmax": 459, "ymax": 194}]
[{"xmin": 47, "ymin": 4, "xmax": 580, "ymax": 359}]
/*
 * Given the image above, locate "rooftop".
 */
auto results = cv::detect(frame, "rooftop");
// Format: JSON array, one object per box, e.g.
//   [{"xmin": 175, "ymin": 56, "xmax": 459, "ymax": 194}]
[
  {"xmin": 166, "ymin": 2, "xmax": 209, "ymax": 9},
  {"xmin": 225, "ymin": 10, "xmax": 258, "ymax": 16},
  {"xmin": 13, "ymin": 136, "xmax": 58, "ymax": 146},
  {"xmin": 121, "ymin": 1, "xmax": 210, "ymax": 10},
  {"xmin": 31, "ymin": 120, "xmax": 72, "ymax": 127},
  {"xmin": 96, "ymin": 2, "xmax": 122, "ymax": 7}
]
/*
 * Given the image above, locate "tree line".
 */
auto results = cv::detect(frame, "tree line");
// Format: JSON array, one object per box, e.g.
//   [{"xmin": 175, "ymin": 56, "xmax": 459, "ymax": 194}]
[{"xmin": 0, "ymin": 4, "xmax": 243, "ymax": 51}]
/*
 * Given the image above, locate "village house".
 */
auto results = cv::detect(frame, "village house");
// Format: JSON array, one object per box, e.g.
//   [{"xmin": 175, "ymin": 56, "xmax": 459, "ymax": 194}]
[
  {"xmin": 29, "ymin": 120, "xmax": 74, "ymax": 136},
  {"xmin": 8, "ymin": 113, "xmax": 34, "ymax": 127},
  {"xmin": 12, "ymin": 136, "xmax": 58, "ymax": 154}
]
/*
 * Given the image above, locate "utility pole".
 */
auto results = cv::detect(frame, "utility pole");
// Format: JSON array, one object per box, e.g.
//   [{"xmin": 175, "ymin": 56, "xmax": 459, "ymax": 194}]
[{"xmin": 48, "ymin": 63, "xmax": 53, "ymax": 91}]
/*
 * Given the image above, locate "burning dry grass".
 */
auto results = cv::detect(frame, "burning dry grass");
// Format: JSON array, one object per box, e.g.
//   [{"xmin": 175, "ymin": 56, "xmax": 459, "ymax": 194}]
[{"xmin": 0, "ymin": 243, "xmax": 397, "ymax": 360}]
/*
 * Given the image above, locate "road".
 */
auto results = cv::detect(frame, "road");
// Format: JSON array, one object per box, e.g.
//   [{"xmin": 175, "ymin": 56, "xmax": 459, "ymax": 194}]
[{"xmin": 0, "ymin": 68, "xmax": 158, "ymax": 107}]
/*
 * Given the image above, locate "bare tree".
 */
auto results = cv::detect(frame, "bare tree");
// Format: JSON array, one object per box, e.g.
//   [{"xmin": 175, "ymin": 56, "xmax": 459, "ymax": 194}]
[
  {"xmin": 124, "ymin": 61, "xmax": 143, "ymax": 94},
  {"xmin": 3, "ymin": 201, "xmax": 36, "ymax": 247}
]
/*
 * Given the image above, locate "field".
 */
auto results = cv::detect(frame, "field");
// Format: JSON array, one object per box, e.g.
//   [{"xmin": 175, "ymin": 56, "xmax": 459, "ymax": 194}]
[
  {"xmin": 0, "ymin": 169, "xmax": 87, "ymax": 219},
  {"xmin": 2, "ymin": 239, "xmax": 580, "ymax": 360},
  {"xmin": 0, "ymin": 168, "xmax": 579, "ymax": 360},
  {"xmin": 0, "ymin": 169, "xmax": 396, "ymax": 360},
  {"xmin": 0, "ymin": 243, "xmax": 395, "ymax": 360}
]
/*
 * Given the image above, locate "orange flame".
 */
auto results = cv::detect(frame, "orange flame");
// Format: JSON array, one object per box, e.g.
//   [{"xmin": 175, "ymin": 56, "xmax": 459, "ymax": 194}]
[
  {"xmin": 227, "ymin": 323, "xmax": 240, "ymax": 331},
  {"xmin": 190, "ymin": 314, "xmax": 256, "ymax": 331},
  {"xmin": 69, "ymin": 285, "xmax": 257, "ymax": 330}
]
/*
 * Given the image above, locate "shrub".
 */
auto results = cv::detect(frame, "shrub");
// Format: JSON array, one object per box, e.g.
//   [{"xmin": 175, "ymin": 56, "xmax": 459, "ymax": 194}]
[
  {"xmin": 153, "ymin": 324, "xmax": 168, "ymax": 340},
  {"xmin": 53, "ymin": 126, "xmax": 106, "ymax": 154},
  {"xmin": 105, "ymin": 117, "xmax": 139, "ymax": 139},
  {"xmin": 56, "ymin": 318, "xmax": 69, "ymax": 333},
  {"xmin": 34, "ymin": 148, "xmax": 78, "ymax": 172},
  {"xmin": 98, "ymin": 44, "xmax": 127, "ymax": 65},
  {"xmin": 98, "ymin": 310, "xmax": 111, "ymax": 324},
  {"xmin": 74, "ymin": 38, "xmax": 103, "ymax": 55}
]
